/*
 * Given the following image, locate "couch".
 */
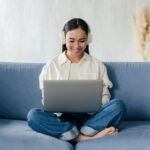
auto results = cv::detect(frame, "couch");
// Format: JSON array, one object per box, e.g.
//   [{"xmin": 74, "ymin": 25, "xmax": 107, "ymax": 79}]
[{"xmin": 0, "ymin": 62, "xmax": 150, "ymax": 150}]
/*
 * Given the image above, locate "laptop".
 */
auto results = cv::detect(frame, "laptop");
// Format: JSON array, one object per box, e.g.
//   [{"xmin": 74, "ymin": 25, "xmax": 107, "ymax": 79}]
[{"xmin": 43, "ymin": 80, "xmax": 103, "ymax": 113}]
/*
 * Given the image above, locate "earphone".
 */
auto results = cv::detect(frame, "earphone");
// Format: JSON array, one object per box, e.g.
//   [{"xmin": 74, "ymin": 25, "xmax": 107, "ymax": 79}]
[
  {"xmin": 59, "ymin": 31, "xmax": 66, "ymax": 44},
  {"xmin": 87, "ymin": 32, "xmax": 92, "ymax": 44},
  {"xmin": 59, "ymin": 30, "xmax": 93, "ymax": 44}
]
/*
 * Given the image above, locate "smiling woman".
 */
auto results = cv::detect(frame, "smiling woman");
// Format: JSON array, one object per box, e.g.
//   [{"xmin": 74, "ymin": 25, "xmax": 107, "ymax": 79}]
[
  {"xmin": 65, "ymin": 28, "xmax": 87, "ymax": 63},
  {"xmin": 61, "ymin": 18, "xmax": 92, "ymax": 55},
  {"xmin": 27, "ymin": 18, "xmax": 126, "ymax": 143}
]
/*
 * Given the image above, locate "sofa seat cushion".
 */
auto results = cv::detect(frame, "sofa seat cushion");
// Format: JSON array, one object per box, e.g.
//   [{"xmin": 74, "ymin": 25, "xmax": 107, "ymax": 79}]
[
  {"xmin": 0, "ymin": 119, "xmax": 74, "ymax": 150},
  {"xmin": 76, "ymin": 121, "xmax": 150, "ymax": 150}
]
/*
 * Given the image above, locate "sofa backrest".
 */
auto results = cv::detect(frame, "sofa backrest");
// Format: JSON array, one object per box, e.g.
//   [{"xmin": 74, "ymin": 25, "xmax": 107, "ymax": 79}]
[
  {"xmin": 105, "ymin": 62, "xmax": 150, "ymax": 121},
  {"xmin": 0, "ymin": 62, "xmax": 150, "ymax": 121},
  {"xmin": 0, "ymin": 62, "xmax": 43, "ymax": 120}
]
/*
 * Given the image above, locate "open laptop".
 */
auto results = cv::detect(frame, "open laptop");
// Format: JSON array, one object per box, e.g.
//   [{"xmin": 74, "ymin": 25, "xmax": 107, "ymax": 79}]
[{"xmin": 43, "ymin": 80, "xmax": 103, "ymax": 113}]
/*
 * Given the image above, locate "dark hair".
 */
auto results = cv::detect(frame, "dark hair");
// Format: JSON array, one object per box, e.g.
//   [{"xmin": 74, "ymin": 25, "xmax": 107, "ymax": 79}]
[{"xmin": 62, "ymin": 18, "xmax": 90, "ymax": 54}]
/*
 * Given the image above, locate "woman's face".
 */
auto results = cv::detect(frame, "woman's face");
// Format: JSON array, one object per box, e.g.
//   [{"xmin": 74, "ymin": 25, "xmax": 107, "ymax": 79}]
[{"xmin": 65, "ymin": 28, "xmax": 88, "ymax": 56}]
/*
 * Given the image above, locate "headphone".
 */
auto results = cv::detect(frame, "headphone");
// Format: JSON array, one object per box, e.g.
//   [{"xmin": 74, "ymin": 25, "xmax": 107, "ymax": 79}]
[{"xmin": 59, "ymin": 30, "xmax": 93, "ymax": 44}]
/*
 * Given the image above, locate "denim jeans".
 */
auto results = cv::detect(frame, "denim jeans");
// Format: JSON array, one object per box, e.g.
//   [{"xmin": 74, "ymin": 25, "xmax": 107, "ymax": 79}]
[{"xmin": 27, "ymin": 99, "xmax": 126, "ymax": 141}]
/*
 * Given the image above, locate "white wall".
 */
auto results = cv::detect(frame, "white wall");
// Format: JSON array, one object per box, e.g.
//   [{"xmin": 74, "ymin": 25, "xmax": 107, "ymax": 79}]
[{"xmin": 0, "ymin": 0, "xmax": 150, "ymax": 62}]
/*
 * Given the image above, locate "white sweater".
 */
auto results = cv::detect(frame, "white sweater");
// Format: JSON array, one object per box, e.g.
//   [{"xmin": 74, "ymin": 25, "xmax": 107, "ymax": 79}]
[{"xmin": 39, "ymin": 51, "xmax": 113, "ymax": 117}]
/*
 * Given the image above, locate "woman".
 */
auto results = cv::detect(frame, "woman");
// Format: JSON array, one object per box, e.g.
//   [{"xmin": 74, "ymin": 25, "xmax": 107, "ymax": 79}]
[{"xmin": 27, "ymin": 18, "xmax": 126, "ymax": 142}]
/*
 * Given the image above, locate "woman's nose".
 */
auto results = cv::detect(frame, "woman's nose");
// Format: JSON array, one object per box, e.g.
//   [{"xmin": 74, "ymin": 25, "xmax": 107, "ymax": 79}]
[{"xmin": 74, "ymin": 42, "xmax": 80, "ymax": 48}]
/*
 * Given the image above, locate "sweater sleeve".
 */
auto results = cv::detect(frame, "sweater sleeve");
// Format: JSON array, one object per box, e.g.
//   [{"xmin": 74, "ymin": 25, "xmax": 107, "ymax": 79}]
[
  {"xmin": 39, "ymin": 63, "xmax": 63, "ymax": 117},
  {"xmin": 99, "ymin": 62, "xmax": 113, "ymax": 105}
]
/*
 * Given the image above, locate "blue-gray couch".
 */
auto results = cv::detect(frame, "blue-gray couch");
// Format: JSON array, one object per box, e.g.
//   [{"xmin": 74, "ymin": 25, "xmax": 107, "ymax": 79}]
[{"xmin": 0, "ymin": 62, "xmax": 150, "ymax": 150}]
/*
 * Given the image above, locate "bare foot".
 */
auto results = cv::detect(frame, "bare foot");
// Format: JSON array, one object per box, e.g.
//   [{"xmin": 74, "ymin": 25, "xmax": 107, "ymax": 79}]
[
  {"xmin": 94, "ymin": 127, "xmax": 117, "ymax": 138},
  {"xmin": 75, "ymin": 127, "xmax": 118, "ymax": 142}
]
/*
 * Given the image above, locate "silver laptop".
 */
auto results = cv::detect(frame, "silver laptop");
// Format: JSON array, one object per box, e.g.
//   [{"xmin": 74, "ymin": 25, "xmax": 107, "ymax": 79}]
[{"xmin": 43, "ymin": 80, "xmax": 103, "ymax": 113}]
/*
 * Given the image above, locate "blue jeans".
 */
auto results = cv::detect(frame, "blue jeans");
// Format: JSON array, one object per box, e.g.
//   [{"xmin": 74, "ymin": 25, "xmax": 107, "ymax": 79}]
[{"xmin": 27, "ymin": 99, "xmax": 126, "ymax": 141}]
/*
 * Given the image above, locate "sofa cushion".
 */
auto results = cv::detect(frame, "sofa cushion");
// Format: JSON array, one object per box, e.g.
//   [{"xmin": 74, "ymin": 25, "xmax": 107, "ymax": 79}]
[
  {"xmin": 0, "ymin": 62, "xmax": 44, "ymax": 120},
  {"xmin": 105, "ymin": 62, "xmax": 150, "ymax": 121},
  {"xmin": 1, "ymin": 62, "xmax": 150, "ymax": 121},
  {"xmin": 0, "ymin": 119, "xmax": 74, "ymax": 150},
  {"xmin": 76, "ymin": 121, "xmax": 150, "ymax": 150}
]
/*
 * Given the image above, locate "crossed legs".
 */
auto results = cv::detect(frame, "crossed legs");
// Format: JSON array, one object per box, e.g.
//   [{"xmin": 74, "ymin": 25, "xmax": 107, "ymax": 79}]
[{"xmin": 27, "ymin": 99, "xmax": 126, "ymax": 141}]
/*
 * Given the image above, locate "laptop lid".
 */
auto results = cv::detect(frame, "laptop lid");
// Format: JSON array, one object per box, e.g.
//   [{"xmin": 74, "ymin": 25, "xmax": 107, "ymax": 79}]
[{"xmin": 43, "ymin": 80, "xmax": 103, "ymax": 113}]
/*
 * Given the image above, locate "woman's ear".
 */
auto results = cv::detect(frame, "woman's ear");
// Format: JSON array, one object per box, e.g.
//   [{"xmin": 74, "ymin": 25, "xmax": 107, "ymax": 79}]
[
  {"xmin": 87, "ymin": 33, "xmax": 92, "ymax": 44},
  {"xmin": 59, "ymin": 31, "xmax": 66, "ymax": 44}
]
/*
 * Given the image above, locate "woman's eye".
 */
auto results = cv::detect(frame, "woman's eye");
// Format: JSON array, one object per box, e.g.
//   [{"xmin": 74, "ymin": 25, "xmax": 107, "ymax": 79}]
[
  {"xmin": 69, "ymin": 41, "xmax": 74, "ymax": 43},
  {"xmin": 80, "ymin": 41, "xmax": 85, "ymax": 43}
]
